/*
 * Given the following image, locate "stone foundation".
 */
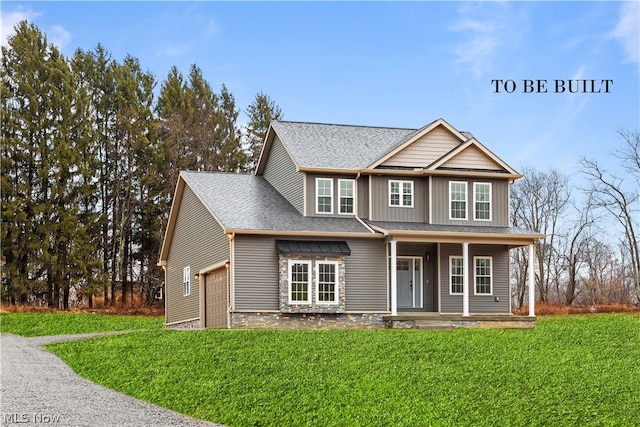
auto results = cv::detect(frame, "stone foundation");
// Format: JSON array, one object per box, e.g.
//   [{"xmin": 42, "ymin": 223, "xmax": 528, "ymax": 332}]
[
  {"xmin": 231, "ymin": 312, "xmax": 385, "ymax": 329},
  {"xmin": 165, "ymin": 319, "xmax": 201, "ymax": 330}
]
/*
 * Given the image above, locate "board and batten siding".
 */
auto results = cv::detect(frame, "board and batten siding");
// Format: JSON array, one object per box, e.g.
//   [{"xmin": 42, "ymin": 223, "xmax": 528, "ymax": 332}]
[
  {"xmin": 380, "ymin": 125, "xmax": 462, "ymax": 168},
  {"xmin": 166, "ymin": 184, "xmax": 229, "ymax": 325},
  {"xmin": 431, "ymin": 177, "xmax": 510, "ymax": 227},
  {"xmin": 369, "ymin": 175, "xmax": 427, "ymax": 222},
  {"xmin": 233, "ymin": 235, "xmax": 280, "ymax": 311},
  {"xmin": 232, "ymin": 235, "xmax": 388, "ymax": 312},
  {"xmin": 439, "ymin": 243, "xmax": 510, "ymax": 314},
  {"xmin": 262, "ymin": 135, "xmax": 304, "ymax": 214}
]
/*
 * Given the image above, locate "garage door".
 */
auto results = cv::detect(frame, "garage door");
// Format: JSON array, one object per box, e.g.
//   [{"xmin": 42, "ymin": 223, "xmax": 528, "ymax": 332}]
[{"xmin": 205, "ymin": 268, "xmax": 228, "ymax": 328}]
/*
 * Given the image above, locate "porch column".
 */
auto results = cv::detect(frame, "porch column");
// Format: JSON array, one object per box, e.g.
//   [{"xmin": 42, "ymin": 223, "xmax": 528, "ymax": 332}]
[
  {"xmin": 390, "ymin": 240, "xmax": 398, "ymax": 316},
  {"xmin": 528, "ymin": 243, "xmax": 536, "ymax": 317},
  {"xmin": 462, "ymin": 242, "xmax": 470, "ymax": 317}
]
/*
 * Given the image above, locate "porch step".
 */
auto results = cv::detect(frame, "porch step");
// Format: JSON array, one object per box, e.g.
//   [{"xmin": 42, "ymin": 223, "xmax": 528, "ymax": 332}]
[{"xmin": 413, "ymin": 319, "xmax": 455, "ymax": 331}]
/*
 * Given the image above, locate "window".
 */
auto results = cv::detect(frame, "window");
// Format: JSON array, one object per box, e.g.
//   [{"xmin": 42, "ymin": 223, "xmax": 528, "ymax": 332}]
[
  {"xmin": 450, "ymin": 256, "xmax": 464, "ymax": 295},
  {"xmin": 474, "ymin": 183, "xmax": 492, "ymax": 221},
  {"xmin": 288, "ymin": 260, "xmax": 312, "ymax": 304},
  {"xmin": 450, "ymin": 181, "xmax": 467, "ymax": 220},
  {"xmin": 474, "ymin": 257, "xmax": 492, "ymax": 295},
  {"xmin": 389, "ymin": 180, "xmax": 414, "ymax": 207},
  {"xmin": 183, "ymin": 266, "xmax": 191, "ymax": 296},
  {"xmin": 316, "ymin": 178, "xmax": 333, "ymax": 214},
  {"xmin": 338, "ymin": 179, "xmax": 355, "ymax": 214},
  {"xmin": 316, "ymin": 261, "xmax": 339, "ymax": 304}
]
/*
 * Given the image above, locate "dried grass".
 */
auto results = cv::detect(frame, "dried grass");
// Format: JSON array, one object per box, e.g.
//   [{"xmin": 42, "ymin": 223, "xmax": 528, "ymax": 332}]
[{"xmin": 513, "ymin": 301, "xmax": 639, "ymax": 316}]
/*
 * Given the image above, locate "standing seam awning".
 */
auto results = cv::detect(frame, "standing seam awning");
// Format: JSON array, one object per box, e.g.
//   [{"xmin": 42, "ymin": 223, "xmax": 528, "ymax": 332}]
[{"xmin": 275, "ymin": 240, "xmax": 351, "ymax": 255}]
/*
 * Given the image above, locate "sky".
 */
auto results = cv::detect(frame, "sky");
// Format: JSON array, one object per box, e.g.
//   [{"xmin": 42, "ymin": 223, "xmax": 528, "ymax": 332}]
[{"xmin": 1, "ymin": 1, "xmax": 639, "ymax": 184}]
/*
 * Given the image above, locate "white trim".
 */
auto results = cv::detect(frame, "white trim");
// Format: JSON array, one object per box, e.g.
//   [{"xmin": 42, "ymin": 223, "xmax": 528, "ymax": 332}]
[
  {"xmin": 428, "ymin": 175, "xmax": 433, "ymax": 224},
  {"xmin": 315, "ymin": 177, "xmax": 333, "ymax": 214},
  {"xmin": 315, "ymin": 260, "xmax": 340, "ymax": 305},
  {"xmin": 338, "ymin": 179, "xmax": 355, "ymax": 215},
  {"xmin": 449, "ymin": 256, "xmax": 464, "ymax": 295},
  {"xmin": 390, "ymin": 240, "xmax": 398, "ymax": 315},
  {"xmin": 183, "ymin": 266, "xmax": 191, "ymax": 296},
  {"xmin": 449, "ymin": 181, "xmax": 468, "ymax": 221},
  {"xmin": 528, "ymin": 243, "xmax": 536, "ymax": 316},
  {"xmin": 473, "ymin": 182, "xmax": 492, "ymax": 221},
  {"xmin": 396, "ymin": 256, "xmax": 423, "ymax": 309},
  {"xmin": 462, "ymin": 242, "xmax": 470, "ymax": 317},
  {"xmin": 288, "ymin": 260, "xmax": 312, "ymax": 304},
  {"xmin": 389, "ymin": 179, "xmax": 414, "ymax": 208},
  {"xmin": 473, "ymin": 256, "xmax": 493, "ymax": 295}
]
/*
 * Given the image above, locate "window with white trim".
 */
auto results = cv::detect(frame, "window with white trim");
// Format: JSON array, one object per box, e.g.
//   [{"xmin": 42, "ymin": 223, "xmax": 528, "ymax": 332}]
[
  {"xmin": 389, "ymin": 180, "xmax": 414, "ymax": 207},
  {"xmin": 316, "ymin": 178, "xmax": 333, "ymax": 214},
  {"xmin": 449, "ymin": 181, "xmax": 467, "ymax": 220},
  {"xmin": 474, "ymin": 182, "xmax": 492, "ymax": 221},
  {"xmin": 450, "ymin": 256, "xmax": 463, "ymax": 295},
  {"xmin": 338, "ymin": 179, "xmax": 355, "ymax": 215},
  {"xmin": 183, "ymin": 266, "xmax": 191, "ymax": 296},
  {"xmin": 474, "ymin": 257, "xmax": 492, "ymax": 295},
  {"xmin": 288, "ymin": 260, "xmax": 312, "ymax": 304},
  {"xmin": 316, "ymin": 261, "xmax": 339, "ymax": 304}
]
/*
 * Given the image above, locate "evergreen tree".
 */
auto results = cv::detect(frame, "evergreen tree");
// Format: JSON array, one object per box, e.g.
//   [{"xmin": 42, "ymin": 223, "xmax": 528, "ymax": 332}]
[{"xmin": 245, "ymin": 92, "xmax": 283, "ymax": 170}]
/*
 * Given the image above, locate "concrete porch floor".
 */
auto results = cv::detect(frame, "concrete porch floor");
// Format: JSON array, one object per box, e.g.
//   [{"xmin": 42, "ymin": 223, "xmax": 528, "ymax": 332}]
[{"xmin": 383, "ymin": 312, "xmax": 536, "ymax": 330}]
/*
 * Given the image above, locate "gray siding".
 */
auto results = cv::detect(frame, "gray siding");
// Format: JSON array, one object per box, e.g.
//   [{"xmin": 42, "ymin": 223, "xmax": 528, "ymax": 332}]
[
  {"xmin": 233, "ymin": 235, "xmax": 280, "ymax": 310},
  {"xmin": 357, "ymin": 177, "xmax": 369, "ymax": 219},
  {"xmin": 263, "ymin": 135, "xmax": 304, "ymax": 214},
  {"xmin": 305, "ymin": 174, "xmax": 358, "ymax": 218},
  {"xmin": 369, "ymin": 175, "xmax": 427, "ymax": 222},
  {"xmin": 344, "ymin": 239, "xmax": 388, "ymax": 311},
  {"xmin": 431, "ymin": 177, "xmax": 509, "ymax": 226},
  {"xmin": 166, "ymin": 185, "xmax": 229, "ymax": 324},
  {"xmin": 439, "ymin": 243, "xmax": 510, "ymax": 314},
  {"xmin": 232, "ymin": 235, "xmax": 388, "ymax": 312}
]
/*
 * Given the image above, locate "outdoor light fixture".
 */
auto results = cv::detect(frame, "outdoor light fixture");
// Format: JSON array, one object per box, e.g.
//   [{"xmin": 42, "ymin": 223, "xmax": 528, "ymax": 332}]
[{"xmin": 194, "ymin": 273, "xmax": 200, "ymax": 280}]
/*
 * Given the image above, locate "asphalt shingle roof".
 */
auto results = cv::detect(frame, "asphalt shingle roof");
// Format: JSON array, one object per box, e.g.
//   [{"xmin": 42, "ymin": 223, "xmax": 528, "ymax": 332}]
[
  {"xmin": 271, "ymin": 121, "xmax": 418, "ymax": 169},
  {"xmin": 180, "ymin": 171, "xmax": 372, "ymax": 234}
]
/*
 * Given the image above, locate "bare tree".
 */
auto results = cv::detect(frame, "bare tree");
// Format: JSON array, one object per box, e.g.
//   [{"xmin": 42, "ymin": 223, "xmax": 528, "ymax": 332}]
[
  {"xmin": 511, "ymin": 167, "xmax": 571, "ymax": 303},
  {"xmin": 581, "ymin": 129, "xmax": 640, "ymax": 302}
]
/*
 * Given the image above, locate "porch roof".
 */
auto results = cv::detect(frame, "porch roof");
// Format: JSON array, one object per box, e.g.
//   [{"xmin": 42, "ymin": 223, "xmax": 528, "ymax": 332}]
[{"xmin": 366, "ymin": 221, "xmax": 544, "ymax": 246}]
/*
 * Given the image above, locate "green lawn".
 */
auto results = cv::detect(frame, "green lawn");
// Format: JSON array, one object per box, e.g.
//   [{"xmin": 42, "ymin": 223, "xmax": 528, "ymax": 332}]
[
  {"xmin": 0, "ymin": 312, "xmax": 163, "ymax": 336},
  {"xmin": 45, "ymin": 314, "xmax": 639, "ymax": 427}
]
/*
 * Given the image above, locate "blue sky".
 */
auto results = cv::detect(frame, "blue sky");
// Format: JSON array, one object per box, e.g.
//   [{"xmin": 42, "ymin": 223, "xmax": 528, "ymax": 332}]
[{"xmin": 2, "ymin": 1, "xmax": 639, "ymax": 180}]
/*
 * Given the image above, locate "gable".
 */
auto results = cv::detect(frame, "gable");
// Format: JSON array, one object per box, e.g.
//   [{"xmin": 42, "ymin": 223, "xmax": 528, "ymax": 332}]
[
  {"xmin": 380, "ymin": 125, "xmax": 462, "ymax": 168},
  {"xmin": 438, "ymin": 144, "xmax": 506, "ymax": 171}
]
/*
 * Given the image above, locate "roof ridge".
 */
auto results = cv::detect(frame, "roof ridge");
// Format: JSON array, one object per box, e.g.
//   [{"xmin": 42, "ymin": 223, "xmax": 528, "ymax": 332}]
[{"xmin": 274, "ymin": 120, "xmax": 416, "ymax": 131}]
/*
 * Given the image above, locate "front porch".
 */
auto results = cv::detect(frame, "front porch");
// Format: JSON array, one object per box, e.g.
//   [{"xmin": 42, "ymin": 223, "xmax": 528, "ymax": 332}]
[{"xmin": 383, "ymin": 312, "xmax": 536, "ymax": 330}]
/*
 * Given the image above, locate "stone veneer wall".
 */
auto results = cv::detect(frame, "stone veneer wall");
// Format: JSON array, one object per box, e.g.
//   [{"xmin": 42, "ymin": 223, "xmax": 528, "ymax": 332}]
[
  {"xmin": 231, "ymin": 312, "xmax": 385, "ymax": 329},
  {"xmin": 279, "ymin": 254, "xmax": 346, "ymax": 314},
  {"xmin": 165, "ymin": 319, "xmax": 200, "ymax": 329}
]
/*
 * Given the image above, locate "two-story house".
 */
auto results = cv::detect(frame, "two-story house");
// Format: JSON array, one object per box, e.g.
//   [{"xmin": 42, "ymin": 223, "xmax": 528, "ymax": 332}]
[{"xmin": 158, "ymin": 118, "xmax": 543, "ymax": 329}]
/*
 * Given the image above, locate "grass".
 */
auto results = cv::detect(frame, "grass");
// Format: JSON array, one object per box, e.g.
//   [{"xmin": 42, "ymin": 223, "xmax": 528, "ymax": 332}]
[
  {"xmin": 0, "ymin": 311, "xmax": 163, "ymax": 336},
  {"xmin": 45, "ymin": 313, "xmax": 640, "ymax": 427}
]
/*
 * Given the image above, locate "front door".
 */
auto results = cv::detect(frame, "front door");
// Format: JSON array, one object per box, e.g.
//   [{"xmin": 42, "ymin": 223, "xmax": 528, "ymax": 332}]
[{"xmin": 397, "ymin": 257, "xmax": 422, "ymax": 309}]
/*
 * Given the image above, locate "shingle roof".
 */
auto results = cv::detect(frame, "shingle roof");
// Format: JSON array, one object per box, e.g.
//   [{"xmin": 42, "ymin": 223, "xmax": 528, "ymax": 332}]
[
  {"xmin": 180, "ymin": 171, "xmax": 372, "ymax": 234},
  {"xmin": 271, "ymin": 121, "xmax": 417, "ymax": 169}
]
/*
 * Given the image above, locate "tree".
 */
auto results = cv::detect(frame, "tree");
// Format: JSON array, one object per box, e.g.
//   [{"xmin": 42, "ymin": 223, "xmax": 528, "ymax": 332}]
[
  {"xmin": 244, "ymin": 92, "xmax": 283, "ymax": 170},
  {"xmin": 581, "ymin": 129, "xmax": 640, "ymax": 302},
  {"xmin": 511, "ymin": 167, "xmax": 571, "ymax": 304}
]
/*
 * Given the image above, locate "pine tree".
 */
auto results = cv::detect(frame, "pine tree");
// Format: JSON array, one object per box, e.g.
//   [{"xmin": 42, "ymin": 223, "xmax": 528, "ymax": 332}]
[{"xmin": 245, "ymin": 92, "xmax": 283, "ymax": 170}]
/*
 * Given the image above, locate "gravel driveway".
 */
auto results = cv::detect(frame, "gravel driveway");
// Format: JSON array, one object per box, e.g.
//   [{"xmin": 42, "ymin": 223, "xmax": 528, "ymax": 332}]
[{"xmin": 0, "ymin": 333, "xmax": 222, "ymax": 426}]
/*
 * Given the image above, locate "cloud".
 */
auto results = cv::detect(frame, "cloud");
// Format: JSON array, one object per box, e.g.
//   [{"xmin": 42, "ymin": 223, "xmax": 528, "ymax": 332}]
[
  {"xmin": 1, "ymin": 8, "xmax": 39, "ymax": 47},
  {"xmin": 48, "ymin": 25, "xmax": 71, "ymax": 51},
  {"xmin": 449, "ymin": 2, "xmax": 529, "ymax": 79},
  {"xmin": 611, "ymin": 1, "xmax": 639, "ymax": 64}
]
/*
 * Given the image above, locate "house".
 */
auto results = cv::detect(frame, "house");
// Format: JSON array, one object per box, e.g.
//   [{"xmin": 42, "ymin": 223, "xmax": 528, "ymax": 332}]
[{"xmin": 158, "ymin": 118, "xmax": 543, "ymax": 329}]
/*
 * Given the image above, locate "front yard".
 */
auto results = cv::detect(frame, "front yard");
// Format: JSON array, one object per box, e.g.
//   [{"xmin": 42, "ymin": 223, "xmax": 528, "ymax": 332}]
[{"xmin": 36, "ymin": 313, "xmax": 640, "ymax": 426}]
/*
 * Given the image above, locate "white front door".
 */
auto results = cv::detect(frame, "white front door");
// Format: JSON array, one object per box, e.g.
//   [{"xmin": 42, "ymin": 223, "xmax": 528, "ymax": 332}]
[{"xmin": 397, "ymin": 257, "xmax": 422, "ymax": 309}]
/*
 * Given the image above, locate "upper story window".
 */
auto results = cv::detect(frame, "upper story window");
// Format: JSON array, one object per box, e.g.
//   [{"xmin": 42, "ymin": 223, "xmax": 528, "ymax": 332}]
[
  {"xmin": 450, "ymin": 181, "xmax": 468, "ymax": 220},
  {"xmin": 389, "ymin": 180, "xmax": 413, "ymax": 208},
  {"xmin": 316, "ymin": 178, "xmax": 333, "ymax": 214},
  {"xmin": 338, "ymin": 179, "xmax": 355, "ymax": 215},
  {"xmin": 474, "ymin": 183, "xmax": 492, "ymax": 221}
]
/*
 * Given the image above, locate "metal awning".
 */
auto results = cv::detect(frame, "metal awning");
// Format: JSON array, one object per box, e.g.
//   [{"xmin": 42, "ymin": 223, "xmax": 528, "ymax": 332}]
[{"xmin": 275, "ymin": 240, "xmax": 351, "ymax": 256}]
